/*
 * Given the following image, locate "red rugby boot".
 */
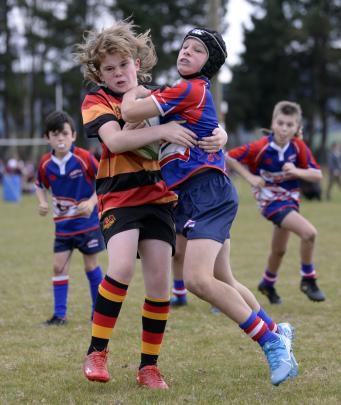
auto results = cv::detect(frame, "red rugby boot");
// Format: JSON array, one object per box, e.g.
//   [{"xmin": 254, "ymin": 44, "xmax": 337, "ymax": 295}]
[
  {"xmin": 83, "ymin": 349, "xmax": 110, "ymax": 383},
  {"xmin": 137, "ymin": 365, "xmax": 169, "ymax": 389}
]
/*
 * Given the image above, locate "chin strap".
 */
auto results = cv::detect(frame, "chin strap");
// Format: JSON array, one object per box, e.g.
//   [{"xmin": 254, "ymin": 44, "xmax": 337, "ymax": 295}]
[{"xmin": 177, "ymin": 70, "xmax": 206, "ymax": 80}]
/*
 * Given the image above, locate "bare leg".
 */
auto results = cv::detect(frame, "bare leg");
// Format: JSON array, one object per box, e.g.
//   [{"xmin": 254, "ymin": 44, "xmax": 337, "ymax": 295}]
[
  {"xmin": 280, "ymin": 211, "xmax": 317, "ymax": 265},
  {"xmin": 214, "ymin": 240, "xmax": 260, "ymax": 312},
  {"xmin": 183, "ymin": 239, "xmax": 252, "ymax": 324}
]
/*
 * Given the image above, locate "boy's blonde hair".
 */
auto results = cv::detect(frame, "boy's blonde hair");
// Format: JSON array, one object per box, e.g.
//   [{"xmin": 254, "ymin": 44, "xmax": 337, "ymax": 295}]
[
  {"xmin": 74, "ymin": 20, "xmax": 157, "ymax": 84},
  {"xmin": 272, "ymin": 100, "xmax": 302, "ymax": 123}
]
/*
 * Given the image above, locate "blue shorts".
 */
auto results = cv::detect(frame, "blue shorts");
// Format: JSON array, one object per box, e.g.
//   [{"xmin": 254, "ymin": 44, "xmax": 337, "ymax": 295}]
[
  {"xmin": 174, "ymin": 170, "xmax": 239, "ymax": 243},
  {"xmin": 262, "ymin": 201, "xmax": 299, "ymax": 226},
  {"xmin": 54, "ymin": 228, "xmax": 105, "ymax": 255}
]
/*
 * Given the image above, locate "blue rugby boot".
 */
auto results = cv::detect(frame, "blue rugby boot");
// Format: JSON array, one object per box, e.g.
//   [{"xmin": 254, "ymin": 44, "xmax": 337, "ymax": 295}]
[
  {"xmin": 262, "ymin": 334, "xmax": 292, "ymax": 386},
  {"xmin": 170, "ymin": 295, "xmax": 187, "ymax": 307},
  {"xmin": 277, "ymin": 322, "xmax": 298, "ymax": 378}
]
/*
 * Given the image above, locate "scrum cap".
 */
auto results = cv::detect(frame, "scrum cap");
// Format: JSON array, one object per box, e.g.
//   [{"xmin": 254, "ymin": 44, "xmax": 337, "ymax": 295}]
[{"xmin": 181, "ymin": 28, "xmax": 227, "ymax": 79}]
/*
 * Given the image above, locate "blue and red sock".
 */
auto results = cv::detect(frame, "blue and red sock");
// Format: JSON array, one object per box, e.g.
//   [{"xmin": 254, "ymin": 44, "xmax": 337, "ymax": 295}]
[
  {"xmin": 301, "ymin": 263, "xmax": 316, "ymax": 279},
  {"xmin": 261, "ymin": 270, "xmax": 278, "ymax": 287},
  {"xmin": 52, "ymin": 275, "xmax": 69, "ymax": 319},
  {"xmin": 239, "ymin": 311, "xmax": 278, "ymax": 347},
  {"xmin": 86, "ymin": 266, "xmax": 103, "ymax": 313}
]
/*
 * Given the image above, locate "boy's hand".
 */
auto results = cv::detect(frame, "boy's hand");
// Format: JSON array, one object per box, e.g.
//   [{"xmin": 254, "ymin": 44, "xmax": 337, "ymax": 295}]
[
  {"xmin": 77, "ymin": 200, "xmax": 94, "ymax": 217},
  {"xmin": 162, "ymin": 121, "xmax": 198, "ymax": 148},
  {"xmin": 249, "ymin": 174, "xmax": 265, "ymax": 188},
  {"xmin": 199, "ymin": 127, "xmax": 228, "ymax": 152},
  {"xmin": 135, "ymin": 85, "xmax": 152, "ymax": 99},
  {"xmin": 38, "ymin": 202, "xmax": 49, "ymax": 216},
  {"xmin": 282, "ymin": 162, "xmax": 298, "ymax": 178}
]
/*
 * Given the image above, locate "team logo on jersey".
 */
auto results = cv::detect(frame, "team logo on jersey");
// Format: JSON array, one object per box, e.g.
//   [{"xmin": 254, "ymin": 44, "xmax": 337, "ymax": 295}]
[
  {"xmin": 103, "ymin": 214, "xmax": 116, "ymax": 230},
  {"xmin": 69, "ymin": 169, "xmax": 83, "ymax": 179}
]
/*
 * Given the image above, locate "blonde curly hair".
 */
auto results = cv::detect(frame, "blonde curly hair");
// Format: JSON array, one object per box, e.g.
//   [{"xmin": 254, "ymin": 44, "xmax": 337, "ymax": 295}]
[{"xmin": 74, "ymin": 20, "xmax": 157, "ymax": 84}]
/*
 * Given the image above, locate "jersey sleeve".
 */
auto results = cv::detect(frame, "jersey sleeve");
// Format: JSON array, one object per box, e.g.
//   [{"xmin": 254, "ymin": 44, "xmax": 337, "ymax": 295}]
[
  {"xmin": 228, "ymin": 143, "xmax": 253, "ymax": 164},
  {"xmin": 293, "ymin": 138, "xmax": 320, "ymax": 170},
  {"xmin": 82, "ymin": 92, "xmax": 120, "ymax": 139},
  {"xmin": 228, "ymin": 137, "xmax": 269, "ymax": 173},
  {"xmin": 151, "ymin": 81, "xmax": 197, "ymax": 117},
  {"xmin": 35, "ymin": 156, "xmax": 50, "ymax": 190}
]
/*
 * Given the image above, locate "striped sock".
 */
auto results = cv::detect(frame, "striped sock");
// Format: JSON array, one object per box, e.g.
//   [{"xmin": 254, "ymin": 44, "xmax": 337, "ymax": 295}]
[
  {"xmin": 86, "ymin": 266, "xmax": 103, "ymax": 314},
  {"xmin": 257, "ymin": 307, "xmax": 278, "ymax": 333},
  {"xmin": 172, "ymin": 279, "xmax": 187, "ymax": 302},
  {"xmin": 88, "ymin": 275, "xmax": 128, "ymax": 354},
  {"xmin": 239, "ymin": 311, "xmax": 279, "ymax": 347},
  {"xmin": 52, "ymin": 275, "xmax": 69, "ymax": 319},
  {"xmin": 140, "ymin": 296, "xmax": 170, "ymax": 369},
  {"xmin": 261, "ymin": 270, "xmax": 278, "ymax": 287},
  {"xmin": 301, "ymin": 263, "xmax": 316, "ymax": 279}
]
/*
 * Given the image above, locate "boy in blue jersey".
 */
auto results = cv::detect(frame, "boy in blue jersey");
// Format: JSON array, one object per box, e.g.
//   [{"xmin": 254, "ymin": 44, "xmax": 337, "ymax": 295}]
[
  {"xmin": 122, "ymin": 28, "xmax": 298, "ymax": 386},
  {"xmin": 227, "ymin": 101, "xmax": 325, "ymax": 304},
  {"xmin": 35, "ymin": 110, "xmax": 104, "ymax": 325}
]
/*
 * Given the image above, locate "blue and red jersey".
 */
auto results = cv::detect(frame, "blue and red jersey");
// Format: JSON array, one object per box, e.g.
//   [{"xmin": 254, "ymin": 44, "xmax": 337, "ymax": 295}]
[
  {"xmin": 228, "ymin": 135, "xmax": 321, "ymax": 214},
  {"xmin": 36, "ymin": 145, "xmax": 100, "ymax": 236},
  {"xmin": 151, "ymin": 77, "xmax": 225, "ymax": 189}
]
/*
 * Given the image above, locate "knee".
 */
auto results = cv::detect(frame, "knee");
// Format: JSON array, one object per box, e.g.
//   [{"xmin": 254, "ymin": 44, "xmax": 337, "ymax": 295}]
[
  {"xmin": 53, "ymin": 264, "xmax": 65, "ymax": 276},
  {"xmin": 302, "ymin": 227, "xmax": 317, "ymax": 243},
  {"xmin": 184, "ymin": 275, "xmax": 209, "ymax": 297}
]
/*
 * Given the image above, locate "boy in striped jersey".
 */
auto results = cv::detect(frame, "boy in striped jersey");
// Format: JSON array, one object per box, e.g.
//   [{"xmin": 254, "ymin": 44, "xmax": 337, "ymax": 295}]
[
  {"xmin": 36, "ymin": 110, "xmax": 104, "ymax": 325},
  {"xmin": 122, "ymin": 28, "xmax": 297, "ymax": 386},
  {"xmin": 76, "ymin": 20, "xmax": 227, "ymax": 390}
]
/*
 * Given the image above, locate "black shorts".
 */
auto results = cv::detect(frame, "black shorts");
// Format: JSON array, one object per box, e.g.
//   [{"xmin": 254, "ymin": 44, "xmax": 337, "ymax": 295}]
[{"xmin": 100, "ymin": 203, "xmax": 176, "ymax": 255}]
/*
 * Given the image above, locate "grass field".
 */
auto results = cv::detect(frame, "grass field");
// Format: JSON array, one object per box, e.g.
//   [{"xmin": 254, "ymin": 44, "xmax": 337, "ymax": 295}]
[{"xmin": 1, "ymin": 177, "xmax": 341, "ymax": 404}]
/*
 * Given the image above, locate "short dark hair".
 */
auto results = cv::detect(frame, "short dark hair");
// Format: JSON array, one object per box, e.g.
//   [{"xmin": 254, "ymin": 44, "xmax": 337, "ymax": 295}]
[{"xmin": 43, "ymin": 110, "xmax": 76, "ymax": 137}]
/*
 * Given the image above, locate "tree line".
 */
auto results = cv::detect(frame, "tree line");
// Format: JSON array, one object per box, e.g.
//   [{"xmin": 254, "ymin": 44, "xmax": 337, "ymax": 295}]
[{"xmin": 0, "ymin": 0, "xmax": 340, "ymax": 162}]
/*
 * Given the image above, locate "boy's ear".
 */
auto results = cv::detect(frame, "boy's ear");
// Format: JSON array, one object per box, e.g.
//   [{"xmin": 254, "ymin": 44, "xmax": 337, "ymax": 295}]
[
  {"xmin": 135, "ymin": 58, "xmax": 141, "ymax": 71},
  {"xmin": 72, "ymin": 132, "xmax": 77, "ymax": 141}
]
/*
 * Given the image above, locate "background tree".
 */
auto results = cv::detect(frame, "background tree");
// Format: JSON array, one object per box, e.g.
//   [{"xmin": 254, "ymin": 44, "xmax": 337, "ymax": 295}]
[{"xmin": 226, "ymin": 0, "xmax": 341, "ymax": 160}]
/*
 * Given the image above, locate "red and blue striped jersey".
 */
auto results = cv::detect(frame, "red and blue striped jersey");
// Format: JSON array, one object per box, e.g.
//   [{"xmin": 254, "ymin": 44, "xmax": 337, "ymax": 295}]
[
  {"xmin": 36, "ymin": 145, "xmax": 100, "ymax": 236},
  {"xmin": 151, "ymin": 77, "xmax": 226, "ymax": 189},
  {"xmin": 228, "ymin": 135, "xmax": 320, "ymax": 210}
]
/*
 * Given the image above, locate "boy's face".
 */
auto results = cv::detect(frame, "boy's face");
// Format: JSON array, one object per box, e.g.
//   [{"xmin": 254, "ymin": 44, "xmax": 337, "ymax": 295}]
[
  {"xmin": 99, "ymin": 53, "xmax": 140, "ymax": 94},
  {"xmin": 177, "ymin": 38, "xmax": 208, "ymax": 77},
  {"xmin": 45, "ymin": 123, "xmax": 76, "ymax": 158},
  {"xmin": 272, "ymin": 113, "xmax": 300, "ymax": 147}
]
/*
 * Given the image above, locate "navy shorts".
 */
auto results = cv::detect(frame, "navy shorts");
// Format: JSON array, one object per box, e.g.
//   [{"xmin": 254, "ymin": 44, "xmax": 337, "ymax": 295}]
[
  {"xmin": 54, "ymin": 228, "xmax": 105, "ymax": 255},
  {"xmin": 262, "ymin": 201, "xmax": 298, "ymax": 226},
  {"xmin": 100, "ymin": 203, "xmax": 176, "ymax": 254},
  {"xmin": 174, "ymin": 170, "xmax": 239, "ymax": 243}
]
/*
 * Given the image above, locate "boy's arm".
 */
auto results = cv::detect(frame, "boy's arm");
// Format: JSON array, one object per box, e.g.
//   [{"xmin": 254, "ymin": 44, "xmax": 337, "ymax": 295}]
[
  {"xmin": 77, "ymin": 192, "xmax": 98, "ymax": 218},
  {"xmin": 199, "ymin": 126, "xmax": 228, "ymax": 152},
  {"xmin": 121, "ymin": 86, "xmax": 159, "ymax": 122},
  {"xmin": 35, "ymin": 186, "xmax": 49, "ymax": 216},
  {"xmin": 282, "ymin": 163, "xmax": 323, "ymax": 182},
  {"xmin": 225, "ymin": 154, "xmax": 265, "ymax": 188},
  {"xmin": 99, "ymin": 119, "xmax": 197, "ymax": 154}
]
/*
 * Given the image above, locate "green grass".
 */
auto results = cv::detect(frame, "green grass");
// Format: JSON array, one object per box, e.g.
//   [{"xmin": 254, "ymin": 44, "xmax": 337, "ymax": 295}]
[{"xmin": 1, "ymin": 176, "xmax": 341, "ymax": 404}]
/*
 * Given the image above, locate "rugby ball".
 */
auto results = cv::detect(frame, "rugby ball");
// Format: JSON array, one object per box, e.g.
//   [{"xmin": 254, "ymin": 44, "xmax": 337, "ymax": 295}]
[{"xmin": 132, "ymin": 117, "xmax": 160, "ymax": 160}]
